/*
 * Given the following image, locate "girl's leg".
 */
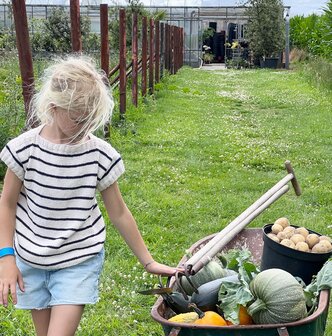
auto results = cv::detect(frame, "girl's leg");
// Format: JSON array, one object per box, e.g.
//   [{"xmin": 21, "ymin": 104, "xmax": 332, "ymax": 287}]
[
  {"xmin": 31, "ymin": 308, "xmax": 51, "ymax": 336},
  {"xmin": 47, "ymin": 305, "xmax": 85, "ymax": 336}
]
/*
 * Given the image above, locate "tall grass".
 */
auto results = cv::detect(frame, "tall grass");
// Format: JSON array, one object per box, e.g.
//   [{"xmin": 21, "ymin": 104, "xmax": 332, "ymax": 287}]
[{"xmin": 0, "ymin": 64, "xmax": 331, "ymax": 335}]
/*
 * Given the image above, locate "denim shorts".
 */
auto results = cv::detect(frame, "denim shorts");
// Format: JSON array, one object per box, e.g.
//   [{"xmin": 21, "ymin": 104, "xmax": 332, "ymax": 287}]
[{"xmin": 15, "ymin": 249, "xmax": 105, "ymax": 309}]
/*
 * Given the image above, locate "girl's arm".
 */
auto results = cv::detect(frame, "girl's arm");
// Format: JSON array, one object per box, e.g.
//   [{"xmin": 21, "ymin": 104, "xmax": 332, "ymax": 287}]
[
  {"xmin": 0, "ymin": 169, "xmax": 25, "ymax": 306},
  {"xmin": 101, "ymin": 182, "xmax": 181, "ymax": 276}
]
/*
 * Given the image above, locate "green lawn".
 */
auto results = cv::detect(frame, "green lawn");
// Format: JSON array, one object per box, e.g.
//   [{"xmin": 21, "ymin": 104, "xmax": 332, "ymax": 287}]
[{"xmin": 0, "ymin": 65, "xmax": 331, "ymax": 335}]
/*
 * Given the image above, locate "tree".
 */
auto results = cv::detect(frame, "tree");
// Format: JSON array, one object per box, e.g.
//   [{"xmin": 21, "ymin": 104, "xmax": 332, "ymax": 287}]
[
  {"xmin": 245, "ymin": 0, "xmax": 285, "ymax": 61},
  {"xmin": 108, "ymin": 0, "xmax": 166, "ymax": 51}
]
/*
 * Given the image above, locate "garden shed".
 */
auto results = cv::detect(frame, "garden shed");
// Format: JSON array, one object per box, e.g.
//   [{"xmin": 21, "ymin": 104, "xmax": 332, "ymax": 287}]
[{"xmin": 0, "ymin": 0, "xmax": 290, "ymax": 67}]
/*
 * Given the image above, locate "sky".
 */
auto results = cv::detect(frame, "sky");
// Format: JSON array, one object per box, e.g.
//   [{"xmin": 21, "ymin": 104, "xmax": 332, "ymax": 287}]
[
  {"xmin": 19, "ymin": 0, "xmax": 329, "ymax": 17},
  {"xmin": 140, "ymin": 1, "xmax": 328, "ymax": 17}
]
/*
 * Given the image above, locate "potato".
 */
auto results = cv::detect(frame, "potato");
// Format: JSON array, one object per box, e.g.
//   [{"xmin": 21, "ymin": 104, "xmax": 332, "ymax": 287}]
[
  {"xmin": 280, "ymin": 239, "xmax": 295, "ymax": 249},
  {"xmin": 283, "ymin": 226, "xmax": 296, "ymax": 236},
  {"xmin": 312, "ymin": 242, "xmax": 331, "ymax": 253},
  {"xmin": 294, "ymin": 227, "xmax": 309, "ymax": 238},
  {"xmin": 319, "ymin": 235, "xmax": 332, "ymax": 243},
  {"xmin": 271, "ymin": 223, "xmax": 284, "ymax": 234},
  {"xmin": 274, "ymin": 217, "xmax": 290, "ymax": 229},
  {"xmin": 267, "ymin": 233, "xmax": 280, "ymax": 243},
  {"xmin": 306, "ymin": 233, "xmax": 320, "ymax": 248},
  {"xmin": 277, "ymin": 231, "xmax": 289, "ymax": 241},
  {"xmin": 295, "ymin": 241, "xmax": 310, "ymax": 252},
  {"xmin": 290, "ymin": 234, "xmax": 305, "ymax": 245},
  {"xmin": 317, "ymin": 239, "xmax": 332, "ymax": 251}
]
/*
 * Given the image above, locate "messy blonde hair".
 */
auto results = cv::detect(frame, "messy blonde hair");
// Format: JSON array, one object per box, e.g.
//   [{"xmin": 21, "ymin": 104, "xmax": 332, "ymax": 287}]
[{"xmin": 29, "ymin": 55, "xmax": 114, "ymax": 142}]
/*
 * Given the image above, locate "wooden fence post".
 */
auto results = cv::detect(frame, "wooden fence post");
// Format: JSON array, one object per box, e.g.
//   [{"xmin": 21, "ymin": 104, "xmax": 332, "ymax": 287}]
[
  {"xmin": 170, "ymin": 25, "xmax": 175, "ymax": 74},
  {"xmin": 131, "ymin": 12, "xmax": 138, "ymax": 107},
  {"xmin": 173, "ymin": 26, "xmax": 179, "ymax": 74},
  {"xmin": 119, "ymin": 8, "xmax": 126, "ymax": 117},
  {"xmin": 165, "ymin": 24, "xmax": 169, "ymax": 73},
  {"xmin": 141, "ymin": 16, "xmax": 148, "ymax": 97},
  {"xmin": 100, "ymin": 4, "xmax": 109, "ymax": 77},
  {"xmin": 11, "ymin": 0, "xmax": 36, "ymax": 127},
  {"xmin": 70, "ymin": 0, "xmax": 82, "ymax": 52},
  {"xmin": 160, "ymin": 22, "xmax": 164, "ymax": 78},
  {"xmin": 155, "ymin": 21, "xmax": 160, "ymax": 83},
  {"xmin": 180, "ymin": 27, "xmax": 184, "ymax": 68},
  {"xmin": 148, "ymin": 18, "xmax": 154, "ymax": 94}
]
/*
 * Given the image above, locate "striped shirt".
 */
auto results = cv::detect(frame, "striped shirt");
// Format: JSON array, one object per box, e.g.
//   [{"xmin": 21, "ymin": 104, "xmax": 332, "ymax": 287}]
[{"xmin": 0, "ymin": 125, "xmax": 125, "ymax": 269}]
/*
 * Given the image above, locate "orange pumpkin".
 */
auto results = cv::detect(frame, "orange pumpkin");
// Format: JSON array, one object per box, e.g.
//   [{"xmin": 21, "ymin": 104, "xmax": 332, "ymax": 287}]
[
  {"xmin": 194, "ymin": 311, "xmax": 228, "ymax": 326},
  {"xmin": 226, "ymin": 306, "xmax": 253, "ymax": 325},
  {"xmin": 189, "ymin": 304, "xmax": 227, "ymax": 326}
]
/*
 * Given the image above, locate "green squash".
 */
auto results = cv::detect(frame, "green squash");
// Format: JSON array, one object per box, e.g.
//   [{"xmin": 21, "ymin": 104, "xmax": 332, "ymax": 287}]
[
  {"xmin": 180, "ymin": 260, "xmax": 227, "ymax": 295},
  {"xmin": 247, "ymin": 268, "xmax": 307, "ymax": 324}
]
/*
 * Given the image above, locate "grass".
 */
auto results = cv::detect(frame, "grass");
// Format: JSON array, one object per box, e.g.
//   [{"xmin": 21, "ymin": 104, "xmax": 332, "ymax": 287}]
[{"xmin": 0, "ymin": 65, "xmax": 331, "ymax": 335}]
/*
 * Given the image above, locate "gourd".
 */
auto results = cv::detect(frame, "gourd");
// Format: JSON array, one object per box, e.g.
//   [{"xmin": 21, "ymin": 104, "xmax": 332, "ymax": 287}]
[
  {"xmin": 180, "ymin": 260, "xmax": 227, "ymax": 295},
  {"xmin": 189, "ymin": 304, "xmax": 228, "ymax": 326},
  {"xmin": 194, "ymin": 311, "xmax": 228, "ymax": 326},
  {"xmin": 190, "ymin": 273, "xmax": 239, "ymax": 311},
  {"xmin": 168, "ymin": 312, "xmax": 199, "ymax": 323},
  {"xmin": 247, "ymin": 268, "xmax": 307, "ymax": 324},
  {"xmin": 226, "ymin": 306, "xmax": 253, "ymax": 325}
]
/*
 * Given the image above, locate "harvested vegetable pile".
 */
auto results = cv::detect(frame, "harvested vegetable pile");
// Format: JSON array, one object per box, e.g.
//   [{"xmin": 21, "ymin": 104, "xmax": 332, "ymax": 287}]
[{"xmin": 165, "ymin": 249, "xmax": 332, "ymax": 327}]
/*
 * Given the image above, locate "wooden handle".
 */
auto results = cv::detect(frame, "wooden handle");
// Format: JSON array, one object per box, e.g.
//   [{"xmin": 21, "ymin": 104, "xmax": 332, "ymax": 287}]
[{"xmin": 285, "ymin": 160, "xmax": 302, "ymax": 196}]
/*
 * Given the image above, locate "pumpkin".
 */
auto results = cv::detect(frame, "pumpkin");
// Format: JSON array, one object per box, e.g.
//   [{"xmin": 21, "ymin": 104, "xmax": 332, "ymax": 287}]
[
  {"xmin": 189, "ymin": 304, "xmax": 228, "ymax": 326},
  {"xmin": 194, "ymin": 311, "xmax": 228, "ymax": 326},
  {"xmin": 227, "ymin": 306, "xmax": 253, "ymax": 325},
  {"xmin": 168, "ymin": 312, "xmax": 198, "ymax": 323},
  {"xmin": 180, "ymin": 260, "xmax": 227, "ymax": 295},
  {"xmin": 247, "ymin": 268, "xmax": 307, "ymax": 324}
]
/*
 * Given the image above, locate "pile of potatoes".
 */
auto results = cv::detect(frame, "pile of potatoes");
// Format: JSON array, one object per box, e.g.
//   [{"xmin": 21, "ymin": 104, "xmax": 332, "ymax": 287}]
[{"xmin": 267, "ymin": 217, "xmax": 332, "ymax": 253}]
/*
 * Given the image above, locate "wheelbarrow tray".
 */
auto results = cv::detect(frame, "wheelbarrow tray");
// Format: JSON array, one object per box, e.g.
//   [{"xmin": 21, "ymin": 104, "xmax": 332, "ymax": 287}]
[{"xmin": 151, "ymin": 228, "xmax": 330, "ymax": 336}]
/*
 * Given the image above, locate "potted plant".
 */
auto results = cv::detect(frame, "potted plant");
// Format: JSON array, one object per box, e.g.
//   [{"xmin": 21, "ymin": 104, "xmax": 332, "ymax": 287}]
[
  {"xmin": 202, "ymin": 45, "xmax": 214, "ymax": 64},
  {"xmin": 244, "ymin": 0, "xmax": 285, "ymax": 68}
]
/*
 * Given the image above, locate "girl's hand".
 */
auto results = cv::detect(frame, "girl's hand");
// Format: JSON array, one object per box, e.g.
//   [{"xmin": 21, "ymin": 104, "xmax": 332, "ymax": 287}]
[
  {"xmin": 0, "ymin": 256, "xmax": 24, "ymax": 307},
  {"xmin": 144, "ymin": 261, "xmax": 184, "ymax": 277}
]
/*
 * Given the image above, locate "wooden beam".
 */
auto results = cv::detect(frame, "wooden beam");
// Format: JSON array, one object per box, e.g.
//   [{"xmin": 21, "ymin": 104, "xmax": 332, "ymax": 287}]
[
  {"xmin": 11, "ymin": 0, "xmax": 36, "ymax": 126},
  {"xmin": 131, "ymin": 13, "xmax": 138, "ymax": 106},
  {"xmin": 148, "ymin": 18, "xmax": 154, "ymax": 94},
  {"xmin": 70, "ymin": 0, "xmax": 82, "ymax": 52},
  {"xmin": 100, "ymin": 4, "xmax": 109, "ymax": 77},
  {"xmin": 119, "ymin": 8, "xmax": 126, "ymax": 116}
]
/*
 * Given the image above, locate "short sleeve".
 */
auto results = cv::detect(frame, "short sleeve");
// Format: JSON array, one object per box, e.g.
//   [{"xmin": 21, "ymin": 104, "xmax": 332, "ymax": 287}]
[
  {"xmin": 96, "ymin": 140, "xmax": 125, "ymax": 191},
  {"xmin": 0, "ymin": 139, "xmax": 25, "ymax": 181}
]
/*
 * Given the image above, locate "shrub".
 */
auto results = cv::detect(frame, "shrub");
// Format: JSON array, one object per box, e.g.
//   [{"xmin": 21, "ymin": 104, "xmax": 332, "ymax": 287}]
[
  {"xmin": 245, "ymin": 0, "xmax": 285, "ymax": 60},
  {"xmin": 290, "ymin": 0, "xmax": 332, "ymax": 60},
  {"xmin": 30, "ymin": 7, "xmax": 96, "ymax": 53}
]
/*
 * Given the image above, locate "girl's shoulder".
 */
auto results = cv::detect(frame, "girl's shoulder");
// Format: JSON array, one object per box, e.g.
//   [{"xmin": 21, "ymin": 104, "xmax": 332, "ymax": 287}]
[
  {"xmin": 89, "ymin": 134, "xmax": 122, "ymax": 158},
  {"xmin": 6, "ymin": 125, "xmax": 43, "ymax": 150}
]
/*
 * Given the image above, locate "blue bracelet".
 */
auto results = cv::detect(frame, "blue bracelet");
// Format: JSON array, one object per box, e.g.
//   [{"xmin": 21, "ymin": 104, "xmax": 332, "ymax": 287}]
[{"xmin": 0, "ymin": 247, "xmax": 15, "ymax": 258}]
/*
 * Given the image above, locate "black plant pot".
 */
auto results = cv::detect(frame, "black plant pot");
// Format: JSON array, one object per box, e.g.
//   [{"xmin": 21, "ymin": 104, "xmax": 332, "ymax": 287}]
[{"xmin": 260, "ymin": 57, "xmax": 279, "ymax": 69}]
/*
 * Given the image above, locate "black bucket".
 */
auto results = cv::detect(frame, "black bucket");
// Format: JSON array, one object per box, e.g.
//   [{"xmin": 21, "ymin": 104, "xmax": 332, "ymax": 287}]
[{"xmin": 261, "ymin": 224, "xmax": 332, "ymax": 284}]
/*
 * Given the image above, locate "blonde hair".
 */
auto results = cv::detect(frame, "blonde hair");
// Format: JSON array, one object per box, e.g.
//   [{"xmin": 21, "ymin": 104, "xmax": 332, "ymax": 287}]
[{"xmin": 29, "ymin": 55, "xmax": 114, "ymax": 143}]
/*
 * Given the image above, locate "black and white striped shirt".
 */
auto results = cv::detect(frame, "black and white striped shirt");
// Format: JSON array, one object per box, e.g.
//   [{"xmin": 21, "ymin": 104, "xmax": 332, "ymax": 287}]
[{"xmin": 0, "ymin": 125, "xmax": 125, "ymax": 269}]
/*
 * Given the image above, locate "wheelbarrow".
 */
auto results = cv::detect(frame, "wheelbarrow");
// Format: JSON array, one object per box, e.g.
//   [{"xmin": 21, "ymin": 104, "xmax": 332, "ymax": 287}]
[{"xmin": 150, "ymin": 161, "xmax": 331, "ymax": 336}]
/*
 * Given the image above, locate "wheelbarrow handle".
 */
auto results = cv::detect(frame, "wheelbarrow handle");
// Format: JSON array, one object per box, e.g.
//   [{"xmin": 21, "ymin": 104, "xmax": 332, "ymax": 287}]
[{"xmin": 285, "ymin": 160, "xmax": 301, "ymax": 196}]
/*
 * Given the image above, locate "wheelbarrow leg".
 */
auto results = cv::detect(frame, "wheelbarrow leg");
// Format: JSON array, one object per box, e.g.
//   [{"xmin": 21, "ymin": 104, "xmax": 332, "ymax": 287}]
[
  {"xmin": 168, "ymin": 327, "xmax": 181, "ymax": 336},
  {"xmin": 277, "ymin": 327, "xmax": 290, "ymax": 336}
]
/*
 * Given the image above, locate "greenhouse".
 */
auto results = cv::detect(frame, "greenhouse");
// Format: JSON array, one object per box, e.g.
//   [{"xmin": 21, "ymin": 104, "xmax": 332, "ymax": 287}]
[{"xmin": 0, "ymin": 0, "xmax": 290, "ymax": 67}]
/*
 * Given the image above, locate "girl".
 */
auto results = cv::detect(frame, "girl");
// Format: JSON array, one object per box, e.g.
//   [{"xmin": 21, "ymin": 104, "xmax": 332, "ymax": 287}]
[{"xmin": 0, "ymin": 56, "xmax": 181, "ymax": 336}]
